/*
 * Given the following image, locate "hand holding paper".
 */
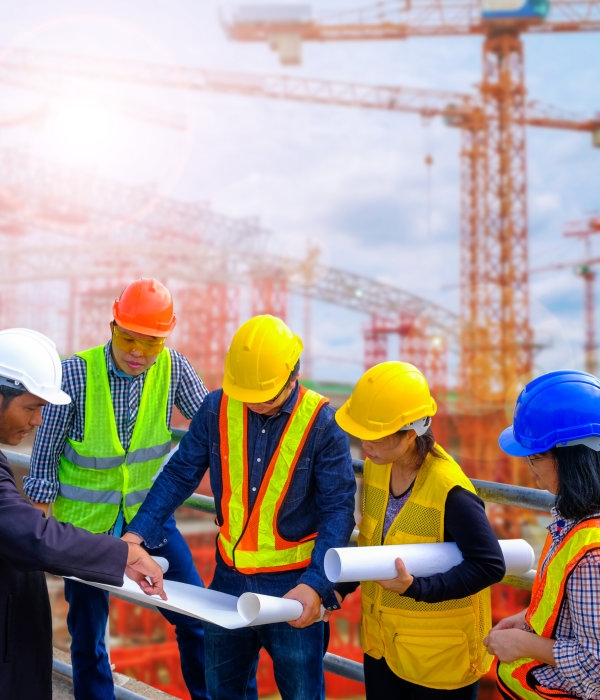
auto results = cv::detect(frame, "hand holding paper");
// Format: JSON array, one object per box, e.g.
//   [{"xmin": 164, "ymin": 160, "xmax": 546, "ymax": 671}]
[{"xmin": 124, "ymin": 544, "xmax": 167, "ymax": 600}]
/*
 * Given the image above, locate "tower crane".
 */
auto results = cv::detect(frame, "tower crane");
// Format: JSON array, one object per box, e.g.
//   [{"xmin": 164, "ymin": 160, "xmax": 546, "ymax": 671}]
[
  {"xmin": 2, "ymin": 45, "xmax": 598, "ymax": 409},
  {"xmin": 218, "ymin": 0, "xmax": 600, "ymax": 494},
  {"xmin": 532, "ymin": 215, "xmax": 600, "ymax": 374}
]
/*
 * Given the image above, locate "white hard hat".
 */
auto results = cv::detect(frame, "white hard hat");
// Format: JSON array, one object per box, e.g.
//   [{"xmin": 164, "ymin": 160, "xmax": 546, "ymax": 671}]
[{"xmin": 0, "ymin": 328, "xmax": 71, "ymax": 405}]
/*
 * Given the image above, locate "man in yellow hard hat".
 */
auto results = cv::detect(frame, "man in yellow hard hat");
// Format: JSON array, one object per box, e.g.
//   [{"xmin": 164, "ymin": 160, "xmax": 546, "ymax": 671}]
[
  {"xmin": 124, "ymin": 314, "xmax": 357, "ymax": 700},
  {"xmin": 25, "ymin": 279, "xmax": 210, "ymax": 700},
  {"xmin": 0, "ymin": 328, "xmax": 166, "ymax": 700}
]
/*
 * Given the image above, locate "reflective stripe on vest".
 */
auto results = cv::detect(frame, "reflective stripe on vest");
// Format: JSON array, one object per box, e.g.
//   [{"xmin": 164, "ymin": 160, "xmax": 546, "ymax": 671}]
[
  {"xmin": 53, "ymin": 345, "xmax": 172, "ymax": 533},
  {"xmin": 359, "ymin": 446, "xmax": 493, "ymax": 689},
  {"xmin": 497, "ymin": 519, "xmax": 600, "ymax": 700},
  {"xmin": 217, "ymin": 385, "xmax": 328, "ymax": 574}
]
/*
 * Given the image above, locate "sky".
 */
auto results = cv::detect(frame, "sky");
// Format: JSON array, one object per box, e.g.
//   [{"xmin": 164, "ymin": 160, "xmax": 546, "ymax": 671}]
[{"xmin": 0, "ymin": 0, "xmax": 599, "ymax": 387}]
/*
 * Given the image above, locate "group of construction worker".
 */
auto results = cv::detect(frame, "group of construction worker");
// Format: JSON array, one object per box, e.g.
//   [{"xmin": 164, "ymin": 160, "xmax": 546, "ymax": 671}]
[{"xmin": 0, "ymin": 277, "xmax": 599, "ymax": 700}]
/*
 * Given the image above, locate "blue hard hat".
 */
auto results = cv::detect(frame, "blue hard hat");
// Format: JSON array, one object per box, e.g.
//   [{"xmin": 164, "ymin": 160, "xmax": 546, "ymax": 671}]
[{"xmin": 499, "ymin": 369, "xmax": 600, "ymax": 456}]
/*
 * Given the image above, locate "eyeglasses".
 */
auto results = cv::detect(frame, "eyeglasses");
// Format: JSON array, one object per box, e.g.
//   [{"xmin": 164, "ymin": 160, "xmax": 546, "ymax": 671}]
[
  {"xmin": 524, "ymin": 454, "xmax": 549, "ymax": 468},
  {"xmin": 112, "ymin": 325, "xmax": 165, "ymax": 356}
]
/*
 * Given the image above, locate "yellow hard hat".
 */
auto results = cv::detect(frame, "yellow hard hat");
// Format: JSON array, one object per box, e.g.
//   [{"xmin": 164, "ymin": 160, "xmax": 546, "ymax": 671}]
[
  {"xmin": 335, "ymin": 361, "xmax": 437, "ymax": 440},
  {"xmin": 223, "ymin": 315, "xmax": 303, "ymax": 403}
]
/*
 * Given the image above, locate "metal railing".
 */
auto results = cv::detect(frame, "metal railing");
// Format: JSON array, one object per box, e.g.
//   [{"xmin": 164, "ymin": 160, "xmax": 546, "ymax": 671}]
[{"xmin": 6, "ymin": 446, "xmax": 554, "ymax": 687}]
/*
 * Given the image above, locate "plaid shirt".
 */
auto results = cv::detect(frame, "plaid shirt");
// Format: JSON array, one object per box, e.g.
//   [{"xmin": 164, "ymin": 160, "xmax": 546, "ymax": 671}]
[
  {"xmin": 24, "ymin": 341, "xmax": 208, "ymax": 504},
  {"xmin": 527, "ymin": 508, "xmax": 600, "ymax": 699}
]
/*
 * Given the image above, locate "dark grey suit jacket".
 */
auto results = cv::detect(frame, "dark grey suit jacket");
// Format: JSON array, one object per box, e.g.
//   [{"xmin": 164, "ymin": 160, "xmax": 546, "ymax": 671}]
[{"xmin": 0, "ymin": 450, "xmax": 128, "ymax": 699}]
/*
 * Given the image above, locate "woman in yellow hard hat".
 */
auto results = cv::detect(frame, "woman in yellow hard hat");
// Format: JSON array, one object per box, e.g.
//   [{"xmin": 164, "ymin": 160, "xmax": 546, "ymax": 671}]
[{"xmin": 335, "ymin": 361, "xmax": 505, "ymax": 700}]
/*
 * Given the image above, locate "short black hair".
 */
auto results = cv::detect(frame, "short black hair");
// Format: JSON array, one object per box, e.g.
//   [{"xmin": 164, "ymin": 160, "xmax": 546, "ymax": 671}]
[
  {"xmin": 0, "ymin": 380, "xmax": 26, "ymax": 408},
  {"xmin": 553, "ymin": 444, "xmax": 600, "ymax": 520}
]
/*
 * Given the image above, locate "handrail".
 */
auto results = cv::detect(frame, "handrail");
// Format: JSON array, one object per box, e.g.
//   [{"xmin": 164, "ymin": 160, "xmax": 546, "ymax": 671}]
[{"xmin": 7, "ymin": 443, "xmax": 550, "ymax": 691}]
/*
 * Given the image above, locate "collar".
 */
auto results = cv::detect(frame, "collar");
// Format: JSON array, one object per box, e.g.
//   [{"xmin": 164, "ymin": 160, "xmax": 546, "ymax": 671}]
[{"xmin": 278, "ymin": 380, "xmax": 300, "ymax": 416}]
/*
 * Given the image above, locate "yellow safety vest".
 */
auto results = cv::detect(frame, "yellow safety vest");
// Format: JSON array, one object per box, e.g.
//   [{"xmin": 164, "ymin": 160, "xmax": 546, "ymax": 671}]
[
  {"xmin": 53, "ymin": 345, "xmax": 172, "ymax": 533},
  {"xmin": 217, "ymin": 385, "xmax": 328, "ymax": 574},
  {"xmin": 497, "ymin": 518, "xmax": 600, "ymax": 700},
  {"xmin": 359, "ymin": 445, "xmax": 493, "ymax": 689}
]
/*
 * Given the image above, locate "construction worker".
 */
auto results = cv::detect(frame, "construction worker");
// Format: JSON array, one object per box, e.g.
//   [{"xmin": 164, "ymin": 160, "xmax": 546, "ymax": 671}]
[
  {"xmin": 0, "ymin": 328, "xmax": 165, "ymax": 699},
  {"xmin": 334, "ymin": 361, "xmax": 505, "ymax": 700},
  {"xmin": 24, "ymin": 279, "xmax": 209, "ymax": 700},
  {"xmin": 485, "ymin": 370, "xmax": 600, "ymax": 700},
  {"xmin": 123, "ymin": 314, "xmax": 357, "ymax": 700}
]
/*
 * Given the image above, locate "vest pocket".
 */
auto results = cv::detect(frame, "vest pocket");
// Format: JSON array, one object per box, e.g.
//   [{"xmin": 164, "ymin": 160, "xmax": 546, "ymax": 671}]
[
  {"xmin": 357, "ymin": 513, "xmax": 378, "ymax": 547},
  {"xmin": 390, "ymin": 627, "xmax": 472, "ymax": 688}
]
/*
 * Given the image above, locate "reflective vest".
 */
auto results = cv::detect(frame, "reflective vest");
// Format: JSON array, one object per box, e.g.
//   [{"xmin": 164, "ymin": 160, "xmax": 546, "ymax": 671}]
[
  {"xmin": 217, "ymin": 385, "xmax": 328, "ymax": 574},
  {"xmin": 53, "ymin": 345, "xmax": 172, "ymax": 533},
  {"xmin": 497, "ymin": 518, "xmax": 600, "ymax": 700},
  {"xmin": 359, "ymin": 445, "xmax": 493, "ymax": 689}
]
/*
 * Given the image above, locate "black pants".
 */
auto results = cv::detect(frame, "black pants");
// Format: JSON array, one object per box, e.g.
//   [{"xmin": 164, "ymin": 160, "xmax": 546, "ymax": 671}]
[{"xmin": 364, "ymin": 654, "xmax": 480, "ymax": 700}]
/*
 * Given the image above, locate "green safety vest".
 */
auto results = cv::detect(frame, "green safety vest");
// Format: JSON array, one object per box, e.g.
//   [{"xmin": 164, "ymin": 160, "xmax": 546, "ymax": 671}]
[{"xmin": 53, "ymin": 345, "xmax": 172, "ymax": 533}]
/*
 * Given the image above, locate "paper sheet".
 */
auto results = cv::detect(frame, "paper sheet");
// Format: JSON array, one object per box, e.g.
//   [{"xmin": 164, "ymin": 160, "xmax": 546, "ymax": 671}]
[
  {"xmin": 74, "ymin": 576, "xmax": 303, "ymax": 629},
  {"xmin": 324, "ymin": 538, "xmax": 535, "ymax": 583}
]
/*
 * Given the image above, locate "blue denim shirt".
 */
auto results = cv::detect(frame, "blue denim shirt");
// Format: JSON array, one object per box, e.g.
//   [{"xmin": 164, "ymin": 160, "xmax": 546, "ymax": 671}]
[{"xmin": 127, "ymin": 382, "xmax": 356, "ymax": 610}]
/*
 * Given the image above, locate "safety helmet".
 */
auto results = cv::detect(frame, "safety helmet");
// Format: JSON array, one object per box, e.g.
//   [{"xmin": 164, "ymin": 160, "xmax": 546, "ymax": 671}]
[
  {"xmin": 112, "ymin": 279, "xmax": 176, "ymax": 338},
  {"xmin": 499, "ymin": 369, "xmax": 600, "ymax": 456},
  {"xmin": 335, "ymin": 361, "xmax": 437, "ymax": 440},
  {"xmin": 0, "ymin": 328, "xmax": 70, "ymax": 405},
  {"xmin": 222, "ymin": 315, "xmax": 303, "ymax": 403}
]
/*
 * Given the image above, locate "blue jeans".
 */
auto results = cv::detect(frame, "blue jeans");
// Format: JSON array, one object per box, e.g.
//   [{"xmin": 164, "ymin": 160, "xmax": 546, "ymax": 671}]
[
  {"xmin": 65, "ymin": 515, "xmax": 208, "ymax": 700},
  {"xmin": 204, "ymin": 618, "xmax": 326, "ymax": 700}
]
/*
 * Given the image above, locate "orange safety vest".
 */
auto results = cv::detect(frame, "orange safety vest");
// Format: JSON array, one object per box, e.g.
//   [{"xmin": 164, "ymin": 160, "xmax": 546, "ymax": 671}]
[
  {"xmin": 217, "ymin": 385, "xmax": 328, "ymax": 574},
  {"xmin": 497, "ymin": 517, "xmax": 600, "ymax": 700}
]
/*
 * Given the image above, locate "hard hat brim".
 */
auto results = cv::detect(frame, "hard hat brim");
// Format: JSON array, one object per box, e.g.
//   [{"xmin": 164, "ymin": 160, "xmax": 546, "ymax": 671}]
[
  {"xmin": 498, "ymin": 425, "xmax": 535, "ymax": 456},
  {"xmin": 33, "ymin": 386, "xmax": 72, "ymax": 405},
  {"xmin": 222, "ymin": 376, "xmax": 286, "ymax": 404},
  {"xmin": 335, "ymin": 403, "xmax": 395, "ymax": 441}
]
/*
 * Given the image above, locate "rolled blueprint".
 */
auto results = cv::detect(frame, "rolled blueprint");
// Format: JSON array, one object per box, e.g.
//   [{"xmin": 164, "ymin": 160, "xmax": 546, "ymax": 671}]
[
  {"xmin": 324, "ymin": 539, "xmax": 535, "ymax": 583},
  {"xmin": 238, "ymin": 592, "xmax": 303, "ymax": 625},
  {"xmin": 73, "ymin": 575, "xmax": 303, "ymax": 629}
]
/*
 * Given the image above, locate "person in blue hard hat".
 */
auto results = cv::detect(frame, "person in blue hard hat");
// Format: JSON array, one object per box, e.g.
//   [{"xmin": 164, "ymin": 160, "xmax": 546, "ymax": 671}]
[{"xmin": 484, "ymin": 369, "xmax": 600, "ymax": 700}]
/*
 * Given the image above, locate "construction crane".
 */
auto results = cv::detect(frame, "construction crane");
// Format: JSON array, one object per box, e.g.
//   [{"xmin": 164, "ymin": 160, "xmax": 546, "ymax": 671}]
[
  {"xmin": 532, "ymin": 215, "xmax": 600, "ymax": 374},
  {"xmin": 3, "ymin": 45, "xmax": 598, "ymax": 404},
  {"xmin": 216, "ymin": 0, "xmax": 600, "ymax": 500},
  {"xmin": 0, "ymin": 149, "xmax": 460, "ymax": 387}
]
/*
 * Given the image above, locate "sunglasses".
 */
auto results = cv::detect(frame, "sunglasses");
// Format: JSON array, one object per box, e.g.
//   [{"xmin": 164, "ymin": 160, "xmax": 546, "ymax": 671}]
[{"xmin": 112, "ymin": 325, "xmax": 165, "ymax": 356}]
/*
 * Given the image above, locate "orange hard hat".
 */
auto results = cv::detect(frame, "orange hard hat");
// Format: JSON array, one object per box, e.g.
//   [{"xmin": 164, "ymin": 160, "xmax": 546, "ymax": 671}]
[{"xmin": 112, "ymin": 279, "xmax": 176, "ymax": 337}]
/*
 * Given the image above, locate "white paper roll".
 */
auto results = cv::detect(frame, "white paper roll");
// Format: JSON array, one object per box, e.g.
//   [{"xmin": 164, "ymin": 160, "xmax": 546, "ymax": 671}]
[
  {"xmin": 324, "ymin": 539, "xmax": 535, "ymax": 583},
  {"xmin": 238, "ymin": 593, "xmax": 303, "ymax": 625}
]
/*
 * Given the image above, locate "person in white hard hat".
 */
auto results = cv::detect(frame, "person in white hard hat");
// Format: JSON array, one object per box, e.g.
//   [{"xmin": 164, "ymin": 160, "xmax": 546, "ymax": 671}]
[{"xmin": 0, "ymin": 328, "xmax": 166, "ymax": 700}]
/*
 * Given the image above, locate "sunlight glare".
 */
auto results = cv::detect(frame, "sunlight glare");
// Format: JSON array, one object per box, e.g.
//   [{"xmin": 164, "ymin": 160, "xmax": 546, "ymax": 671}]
[{"xmin": 42, "ymin": 96, "xmax": 121, "ymax": 165}]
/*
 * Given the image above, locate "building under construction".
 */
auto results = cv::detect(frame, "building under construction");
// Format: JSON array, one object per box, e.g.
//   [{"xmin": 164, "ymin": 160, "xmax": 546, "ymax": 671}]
[{"xmin": 1, "ymin": 0, "xmax": 599, "ymax": 697}]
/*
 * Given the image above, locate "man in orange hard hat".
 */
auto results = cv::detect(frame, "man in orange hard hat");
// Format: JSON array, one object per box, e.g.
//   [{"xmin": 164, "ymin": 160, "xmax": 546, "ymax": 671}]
[
  {"xmin": 25, "ymin": 279, "xmax": 210, "ymax": 700},
  {"xmin": 124, "ymin": 314, "xmax": 357, "ymax": 700}
]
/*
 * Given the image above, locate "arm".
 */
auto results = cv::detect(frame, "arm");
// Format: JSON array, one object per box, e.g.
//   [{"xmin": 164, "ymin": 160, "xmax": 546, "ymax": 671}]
[
  {"xmin": 0, "ymin": 457, "xmax": 122, "ymax": 584},
  {"xmin": 287, "ymin": 409, "xmax": 356, "ymax": 626},
  {"xmin": 126, "ymin": 399, "xmax": 212, "ymax": 548},
  {"xmin": 398, "ymin": 486, "xmax": 506, "ymax": 602},
  {"xmin": 543, "ymin": 552, "xmax": 600, "ymax": 697},
  {"xmin": 170, "ymin": 350, "xmax": 209, "ymax": 420},
  {"xmin": 24, "ymin": 355, "xmax": 82, "ymax": 506}
]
